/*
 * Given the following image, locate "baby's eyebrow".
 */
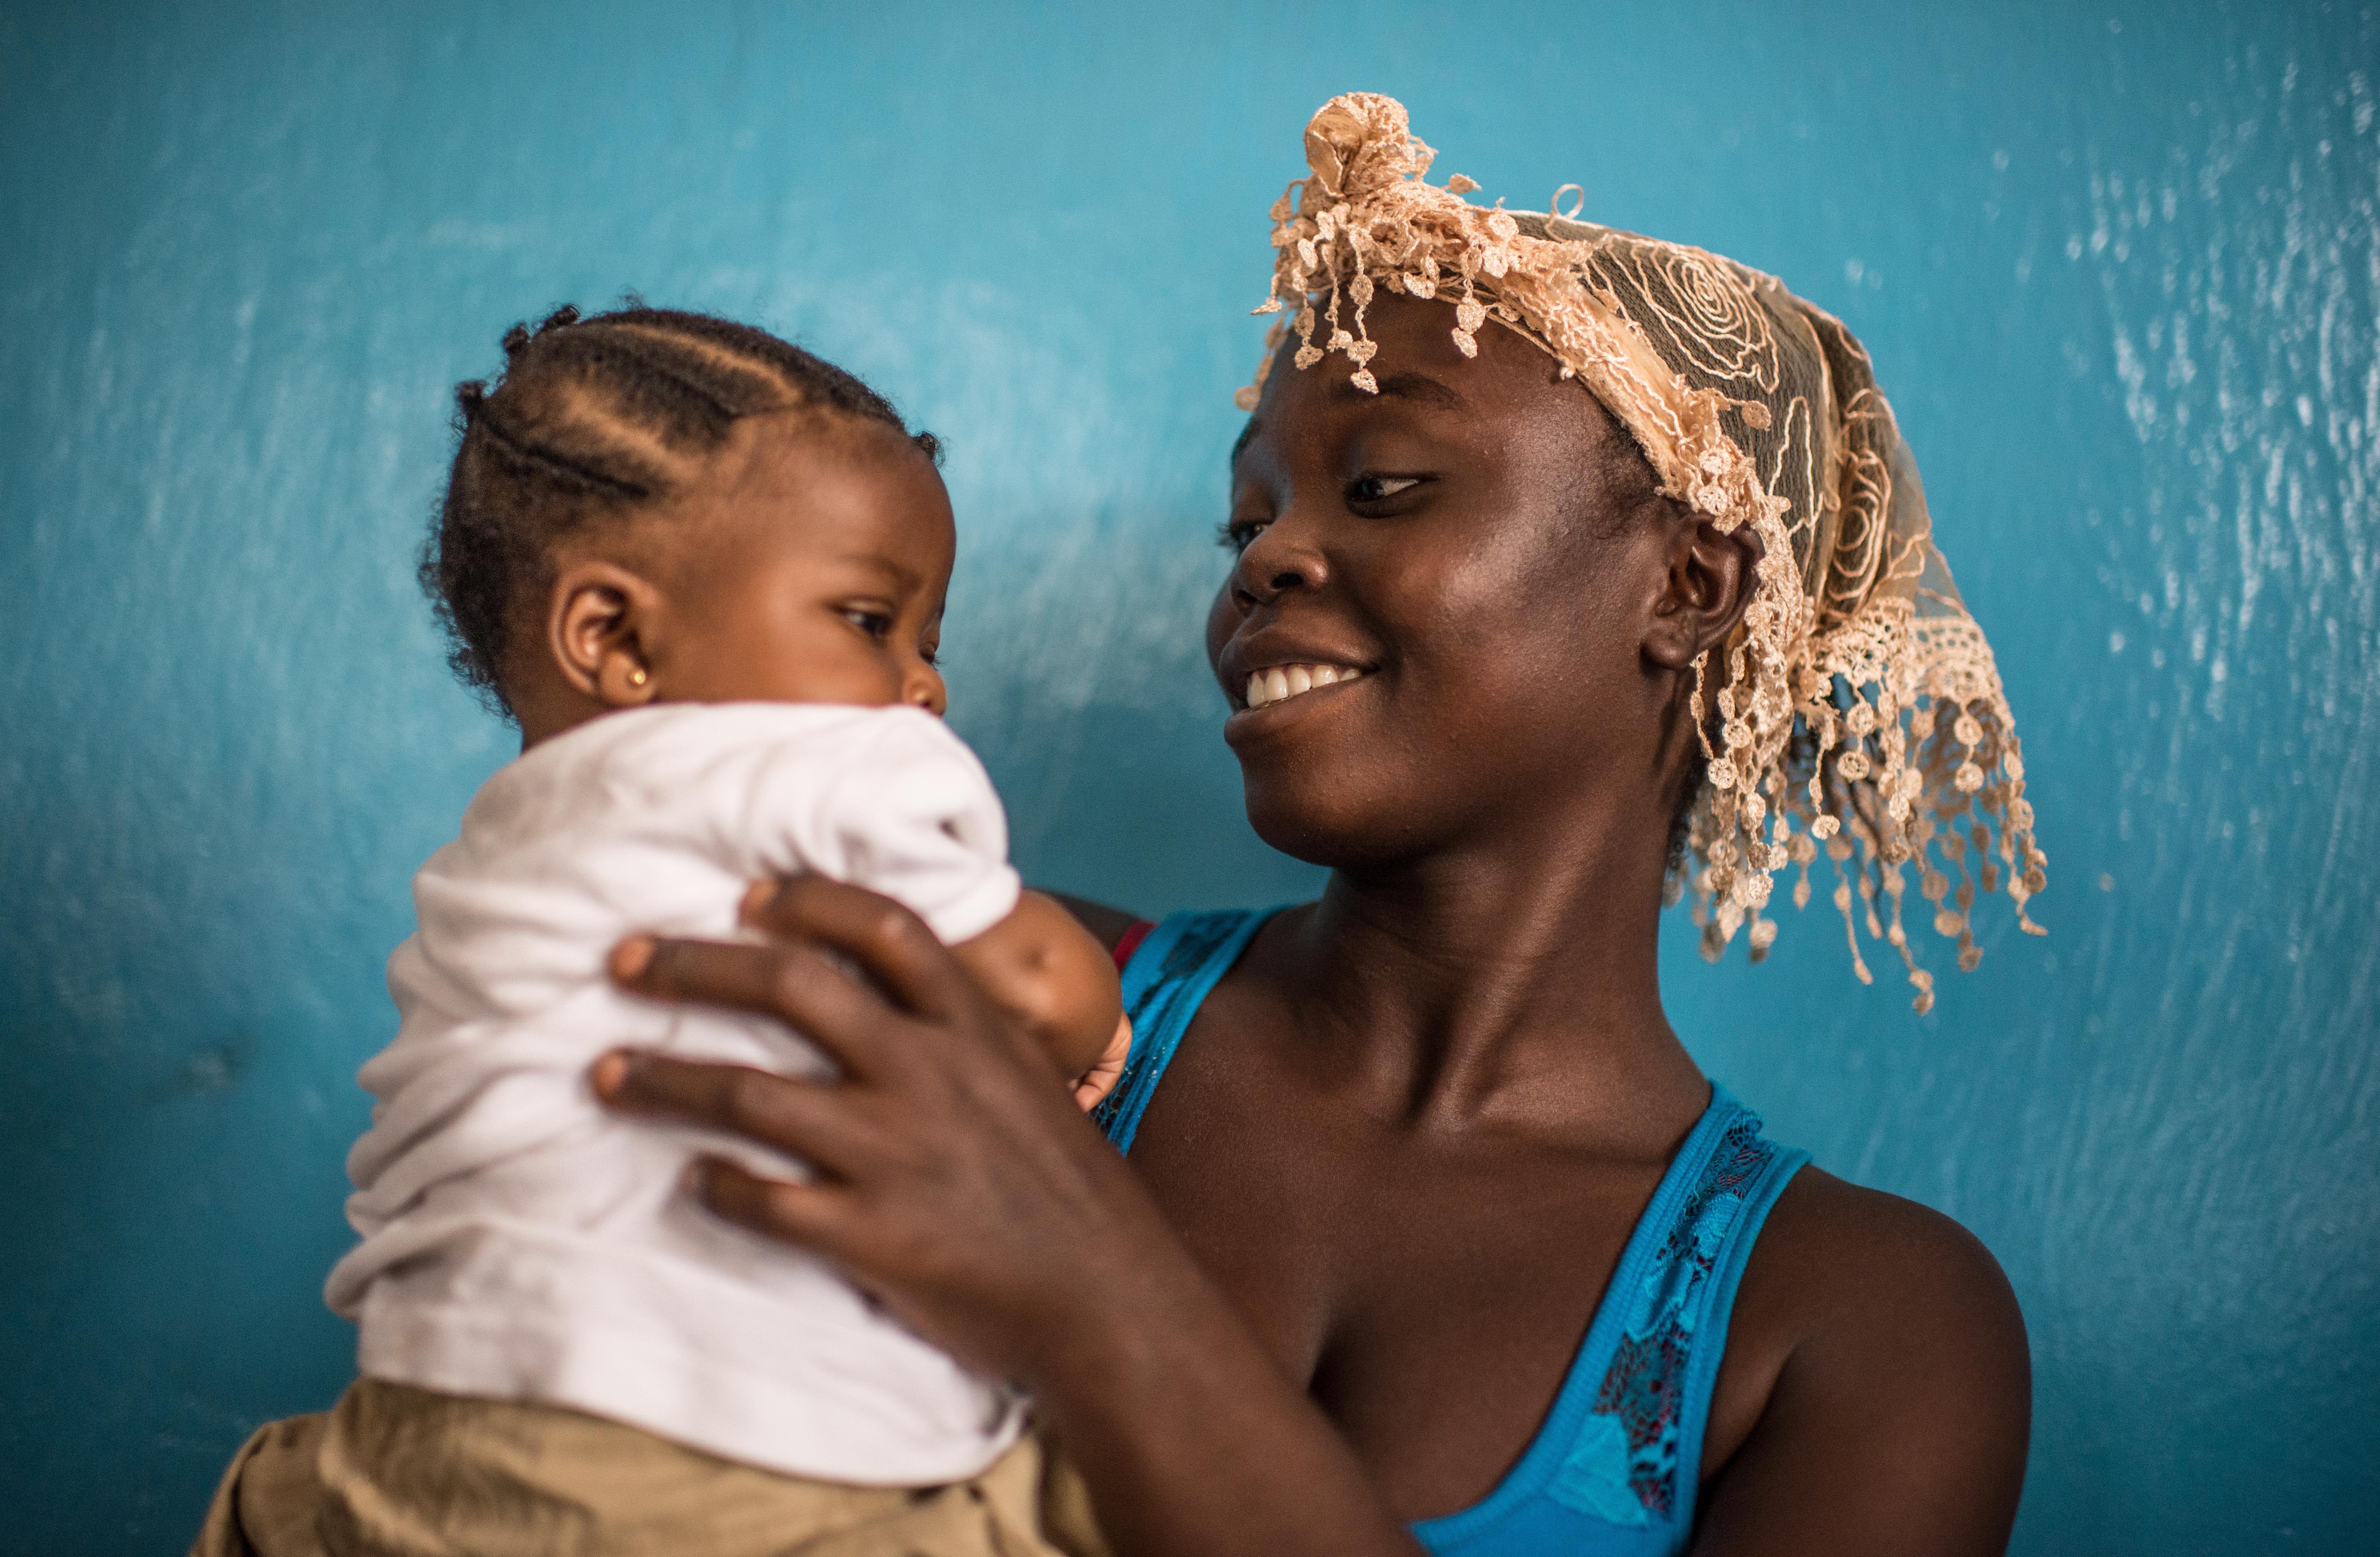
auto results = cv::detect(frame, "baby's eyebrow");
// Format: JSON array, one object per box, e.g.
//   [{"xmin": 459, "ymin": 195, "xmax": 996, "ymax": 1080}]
[{"xmin": 834, "ymin": 552, "xmax": 925, "ymax": 592}]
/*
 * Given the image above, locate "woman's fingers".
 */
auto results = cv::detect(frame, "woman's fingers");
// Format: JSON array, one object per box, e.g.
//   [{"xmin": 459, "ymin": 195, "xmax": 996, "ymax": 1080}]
[
  {"xmin": 610, "ymin": 932, "xmax": 907, "ymax": 1079},
  {"xmin": 595, "ymin": 873, "xmax": 1163, "ymax": 1390},
  {"xmin": 688, "ymin": 1154, "xmax": 865, "ymax": 1253},
  {"xmin": 592, "ymin": 1049, "xmax": 885, "ymax": 1174},
  {"xmin": 739, "ymin": 874, "xmax": 977, "ymax": 1024}
]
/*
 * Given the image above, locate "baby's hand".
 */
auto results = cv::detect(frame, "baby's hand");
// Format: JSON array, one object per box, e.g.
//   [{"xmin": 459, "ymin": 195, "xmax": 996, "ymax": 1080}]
[{"xmin": 1072, "ymin": 1013, "xmax": 1133, "ymax": 1112}]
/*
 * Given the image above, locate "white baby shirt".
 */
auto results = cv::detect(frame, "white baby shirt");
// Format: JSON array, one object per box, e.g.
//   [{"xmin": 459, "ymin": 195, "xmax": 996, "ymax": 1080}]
[{"xmin": 325, "ymin": 702, "xmax": 1026, "ymax": 1485}]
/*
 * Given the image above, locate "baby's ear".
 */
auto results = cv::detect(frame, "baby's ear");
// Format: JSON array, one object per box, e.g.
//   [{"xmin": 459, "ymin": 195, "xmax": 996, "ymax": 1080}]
[{"xmin": 548, "ymin": 559, "xmax": 664, "ymax": 708}]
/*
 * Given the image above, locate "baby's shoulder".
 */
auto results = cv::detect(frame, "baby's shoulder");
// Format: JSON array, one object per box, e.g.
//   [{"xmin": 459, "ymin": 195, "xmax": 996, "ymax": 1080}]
[
  {"xmin": 532, "ymin": 704, "xmax": 991, "ymax": 835},
  {"xmin": 446, "ymin": 705, "xmax": 998, "ymax": 881},
  {"xmin": 513, "ymin": 703, "xmax": 949, "ymax": 798},
  {"xmin": 580, "ymin": 701, "xmax": 899, "ymax": 767}
]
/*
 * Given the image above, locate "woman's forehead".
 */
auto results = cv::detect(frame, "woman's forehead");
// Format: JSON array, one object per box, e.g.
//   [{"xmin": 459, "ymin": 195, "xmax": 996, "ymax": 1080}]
[{"xmin": 1241, "ymin": 293, "xmax": 1609, "ymax": 454}]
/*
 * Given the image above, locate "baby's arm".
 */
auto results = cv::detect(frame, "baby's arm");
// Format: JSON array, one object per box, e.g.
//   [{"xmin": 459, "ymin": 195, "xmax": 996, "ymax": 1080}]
[
  {"xmin": 951, "ymin": 889, "xmax": 1126, "ymax": 1105},
  {"xmin": 765, "ymin": 711, "xmax": 1127, "ymax": 1104}
]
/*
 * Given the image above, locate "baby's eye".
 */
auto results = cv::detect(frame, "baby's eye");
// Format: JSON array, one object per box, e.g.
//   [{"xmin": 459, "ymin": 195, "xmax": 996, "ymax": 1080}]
[
  {"xmin": 843, "ymin": 608, "xmax": 893, "ymax": 639},
  {"xmin": 1347, "ymin": 473, "xmax": 1423, "ymax": 504},
  {"xmin": 919, "ymin": 642, "xmax": 941, "ymax": 668}
]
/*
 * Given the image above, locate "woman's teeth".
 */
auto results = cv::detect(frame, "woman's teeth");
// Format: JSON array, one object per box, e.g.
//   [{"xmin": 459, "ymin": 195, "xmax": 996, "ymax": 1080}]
[{"xmin": 1243, "ymin": 663, "xmax": 1367, "ymax": 709}]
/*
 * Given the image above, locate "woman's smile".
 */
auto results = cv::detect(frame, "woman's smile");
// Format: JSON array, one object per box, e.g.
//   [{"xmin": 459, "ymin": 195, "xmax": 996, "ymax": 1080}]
[{"xmin": 1234, "ymin": 661, "xmax": 1371, "ymax": 712}]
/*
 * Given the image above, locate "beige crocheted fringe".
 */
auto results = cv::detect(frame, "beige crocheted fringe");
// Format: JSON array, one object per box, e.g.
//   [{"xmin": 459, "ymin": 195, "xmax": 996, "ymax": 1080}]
[{"xmin": 1243, "ymin": 93, "xmax": 2047, "ymax": 1009}]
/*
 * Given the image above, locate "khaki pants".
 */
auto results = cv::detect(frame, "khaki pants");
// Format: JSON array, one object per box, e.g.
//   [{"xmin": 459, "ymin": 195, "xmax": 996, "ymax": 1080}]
[{"xmin": 190, "ymin": 1379, "xmax": 1107, "ymax": 1557}]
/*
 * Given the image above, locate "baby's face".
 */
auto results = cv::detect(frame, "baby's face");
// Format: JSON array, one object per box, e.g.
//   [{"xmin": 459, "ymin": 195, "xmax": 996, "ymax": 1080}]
[{"xmin": 652, "ymin": 414, "xmax": 956, "ymax": 713}]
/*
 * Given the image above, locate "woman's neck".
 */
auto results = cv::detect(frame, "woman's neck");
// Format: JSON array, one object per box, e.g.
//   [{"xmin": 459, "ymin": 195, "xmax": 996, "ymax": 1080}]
[{"xmin": 1267, "ymin": 797, "xmax": 1707, "ymax": 1143}]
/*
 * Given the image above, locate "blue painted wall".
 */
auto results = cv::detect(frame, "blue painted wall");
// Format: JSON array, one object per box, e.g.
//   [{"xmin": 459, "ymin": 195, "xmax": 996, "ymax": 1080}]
[{"xmin": 4, "ymin": 3, "xmax": 2373, "ymax": 1550}]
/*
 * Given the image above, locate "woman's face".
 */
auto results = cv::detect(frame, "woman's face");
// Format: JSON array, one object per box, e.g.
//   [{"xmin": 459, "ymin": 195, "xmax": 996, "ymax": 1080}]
[{"xmin": 1206, "ymin": 293, "xmax": 1686, "ymax": 870}]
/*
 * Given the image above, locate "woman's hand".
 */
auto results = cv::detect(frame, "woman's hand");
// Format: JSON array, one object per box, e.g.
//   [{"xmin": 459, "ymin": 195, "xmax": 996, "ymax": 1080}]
[
  {"xmin": 594, "ymin": 873, "xmax": 1154, "ymax": 1386},
  {"xmin": 590, "ymin": 874, "xmax": 1422, "ymax": 1557}
]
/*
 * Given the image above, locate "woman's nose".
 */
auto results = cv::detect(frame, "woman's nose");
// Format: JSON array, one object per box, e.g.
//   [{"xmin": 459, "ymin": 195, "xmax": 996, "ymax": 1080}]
[{"xmin": 1233, "ymin": 522, "xmax": 1328, "ymax": 608}]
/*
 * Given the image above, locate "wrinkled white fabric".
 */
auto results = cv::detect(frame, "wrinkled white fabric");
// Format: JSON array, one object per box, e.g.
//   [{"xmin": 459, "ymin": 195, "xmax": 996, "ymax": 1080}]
[{"xmin": 326, "ymin": 702, "xmax": 1025, "ymax": 1485}]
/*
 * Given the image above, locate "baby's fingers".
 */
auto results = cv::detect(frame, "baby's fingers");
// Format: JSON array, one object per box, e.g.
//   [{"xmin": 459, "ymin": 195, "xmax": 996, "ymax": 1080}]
[{"xmin": 1072, "ymin": 1013, "xmax": 1133, "ymax": 1112}]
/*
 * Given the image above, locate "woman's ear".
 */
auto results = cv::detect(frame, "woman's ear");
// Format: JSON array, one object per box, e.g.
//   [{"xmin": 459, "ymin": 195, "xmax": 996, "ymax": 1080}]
[
  {"xmin": 1644, "ymin": 510, "xmax": 1764, "ymax": 671},
  {"xmin": 548, "ymin": 560, "xmax": 665, "ymax": 708}
]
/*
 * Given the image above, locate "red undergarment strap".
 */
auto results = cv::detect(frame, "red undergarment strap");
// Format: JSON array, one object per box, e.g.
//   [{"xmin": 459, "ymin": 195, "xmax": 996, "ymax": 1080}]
[{"xmin": 1111, "ymin": 919, "xmax": 1157, "ymax": 971}]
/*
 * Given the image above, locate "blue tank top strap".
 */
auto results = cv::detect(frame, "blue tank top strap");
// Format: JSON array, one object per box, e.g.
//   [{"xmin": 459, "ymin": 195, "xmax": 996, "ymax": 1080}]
[
  {"xmin": 1100, "ymin": 907, "xmax": 1809, "ymax": 1556},
  {"xmin": 1093, "ymin": 907, "xmax": 1276, "ymax": 1154}
]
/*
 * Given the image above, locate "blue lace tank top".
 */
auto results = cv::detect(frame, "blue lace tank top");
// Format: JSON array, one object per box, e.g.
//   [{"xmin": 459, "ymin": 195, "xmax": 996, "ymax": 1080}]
[{"xmin": 1093, "ymin": 909, "xmax": 1810, "ymax": 1555}]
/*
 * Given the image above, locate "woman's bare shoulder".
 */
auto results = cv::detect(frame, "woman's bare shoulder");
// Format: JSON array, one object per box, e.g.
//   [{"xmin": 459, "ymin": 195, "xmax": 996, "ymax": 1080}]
[
  {"xmin": 1754, "ymin": 1166, "xmax": 2025, "ymax": 1325},
  {"xmin": 1696, "ymin": 1166, "xmax": 2031, "ymax": 1556}
]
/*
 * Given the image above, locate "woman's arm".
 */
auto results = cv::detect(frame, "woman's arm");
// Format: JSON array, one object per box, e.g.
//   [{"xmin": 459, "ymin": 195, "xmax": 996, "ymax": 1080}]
[{"xmin": 595, "ymin": 874, "xmax": 1420, "ymax": 1557}]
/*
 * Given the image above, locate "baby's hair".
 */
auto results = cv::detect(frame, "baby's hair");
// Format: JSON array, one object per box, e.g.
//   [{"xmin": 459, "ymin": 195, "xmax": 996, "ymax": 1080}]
[{"xmin": 423, "ymin": 303, "xmax": 941, "ymax": 715}]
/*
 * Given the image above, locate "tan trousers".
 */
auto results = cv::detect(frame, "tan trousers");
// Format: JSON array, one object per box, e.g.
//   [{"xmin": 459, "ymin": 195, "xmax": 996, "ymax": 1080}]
[{"xmin": 190, "ymin": 1379, "xmax": 1107, "ymax": 1557}]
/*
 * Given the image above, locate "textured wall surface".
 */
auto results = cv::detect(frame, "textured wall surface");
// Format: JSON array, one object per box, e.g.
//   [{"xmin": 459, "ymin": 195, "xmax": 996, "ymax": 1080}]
[{"xmin": 3, "ymin": 3, "xmax": 2373, "ymax": 1551}]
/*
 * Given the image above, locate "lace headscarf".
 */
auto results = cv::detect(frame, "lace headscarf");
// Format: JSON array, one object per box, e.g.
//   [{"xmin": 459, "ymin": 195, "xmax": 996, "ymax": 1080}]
[{"xmin": 1243, "ymin": 93, "xmax": 2046, "ymax": 1008}]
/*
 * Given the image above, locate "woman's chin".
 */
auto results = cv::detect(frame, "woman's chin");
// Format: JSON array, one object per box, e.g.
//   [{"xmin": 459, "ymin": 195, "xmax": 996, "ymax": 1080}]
[
  {"xmin": 1223, "ymin": 677, "xmax": 1440, "ymax": 867},
  {"xmin": 1239, "ymin": 780, "xmax": 1425, "ymax": 871}
]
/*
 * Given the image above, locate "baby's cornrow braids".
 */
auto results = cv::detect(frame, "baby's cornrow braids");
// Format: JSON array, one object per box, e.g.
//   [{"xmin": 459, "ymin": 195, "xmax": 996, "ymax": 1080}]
[{"xmin": 422, "ymin": 304, "xmax": 939, "ymax": 714}]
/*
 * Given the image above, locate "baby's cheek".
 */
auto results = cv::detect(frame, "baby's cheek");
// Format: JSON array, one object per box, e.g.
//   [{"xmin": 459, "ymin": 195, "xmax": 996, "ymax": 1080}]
[
  {"xmin": 717, "ymin": 619, "xmax": 906, "ymax": 707},
  {"xmin": 799, "ymin": 654, "xmax": 907, "ymax": 709}
]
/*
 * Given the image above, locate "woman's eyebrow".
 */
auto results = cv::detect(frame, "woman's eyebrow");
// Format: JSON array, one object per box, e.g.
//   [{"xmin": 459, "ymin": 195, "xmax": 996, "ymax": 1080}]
[
  {"xmin": 1333, "ymin": 370, "xmax": 1468, "ymax": 410},
  {"xmin": 1230, "ymin": 369, "xmax": 1469, "ymax": 473}
]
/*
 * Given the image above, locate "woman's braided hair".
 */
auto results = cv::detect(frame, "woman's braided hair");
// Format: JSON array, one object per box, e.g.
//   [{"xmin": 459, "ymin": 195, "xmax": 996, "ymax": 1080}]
[{"xmin": 424, "ymin": 303, "xmax": 939, "ymax": 716}]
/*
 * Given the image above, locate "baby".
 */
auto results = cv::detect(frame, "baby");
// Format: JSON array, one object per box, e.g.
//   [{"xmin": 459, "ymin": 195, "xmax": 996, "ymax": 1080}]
[{"xmin": 306, "ymin": 307, "xmax": 1120, "ymax": 1555}]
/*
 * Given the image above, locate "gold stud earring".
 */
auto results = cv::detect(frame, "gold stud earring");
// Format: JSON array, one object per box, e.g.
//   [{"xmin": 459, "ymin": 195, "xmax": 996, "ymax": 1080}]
[{"xmin": 627, "ymin": 667, "xmax": 648, "ymax": 688}]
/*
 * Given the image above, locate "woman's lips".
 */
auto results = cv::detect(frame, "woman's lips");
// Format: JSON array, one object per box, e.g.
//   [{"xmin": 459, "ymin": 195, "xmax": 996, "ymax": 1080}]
[{"xmin": 1237, "ymin": 661, "xmax": 1369, "ymax": 711}]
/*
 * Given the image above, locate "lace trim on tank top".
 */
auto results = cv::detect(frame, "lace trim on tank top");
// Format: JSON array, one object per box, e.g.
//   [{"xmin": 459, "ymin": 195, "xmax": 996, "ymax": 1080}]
[
  {"xmin": 1557, "ymin": 1114, "xmax": 1779, "ymax": 1525},
  {"xmin": 1101, "ymin": 910, "xmax": 1810, "ymax": 1553}
]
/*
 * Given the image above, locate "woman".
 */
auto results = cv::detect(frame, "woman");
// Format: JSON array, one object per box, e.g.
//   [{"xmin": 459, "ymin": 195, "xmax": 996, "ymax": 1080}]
[{"xmin": 595, "ymin": 96, "xmax": 2042, "ymax": 1555}]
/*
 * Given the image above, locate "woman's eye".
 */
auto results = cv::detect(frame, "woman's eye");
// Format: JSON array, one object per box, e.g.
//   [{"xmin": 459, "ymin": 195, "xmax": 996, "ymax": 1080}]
[
  {"xmin": 843, "ymin": 609, "xmax": 893, "ymax": 639},
  {"xmin": 1348, "ymin": 474, "xmax": 1423, "ymax": 504},
  {"xmin": 1218, "ymin": 518, "xmax": 1272, "ymax": 553}
]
